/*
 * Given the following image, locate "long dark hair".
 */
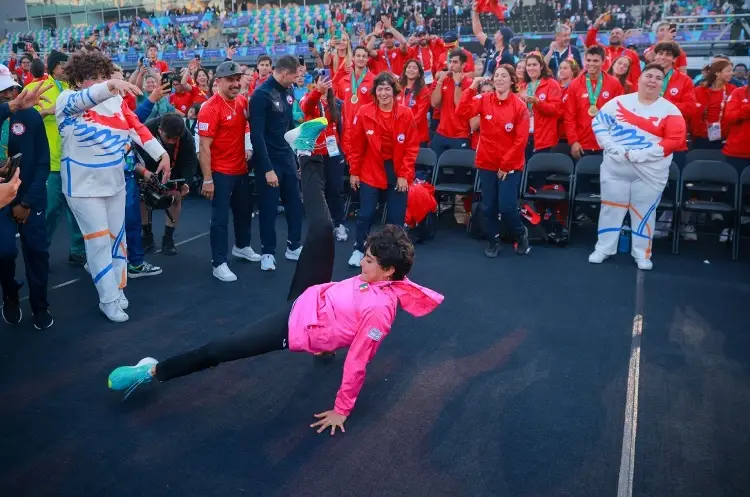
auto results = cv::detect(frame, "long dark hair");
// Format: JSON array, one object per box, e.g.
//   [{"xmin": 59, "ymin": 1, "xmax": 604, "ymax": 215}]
[
  {"xmin": 522, "ymin": 52, "xmax": 552, "ymax": 83},
  {"xmin": 495, "ymin": 64, "xmax": 520, "ymax": 94},
  {"xmin": 398, "ymin": 58, "xmax": 426, "ymax": 99},
  {"xmin": 607, "ymin": 55, "xmax": 632, "ymax": 91},
  {"xmin": 314, "ymin": 72, "xmax": 339, "ymax": 124},
  {"xmin": 703, "ymin": 59, "xmax": 732, "ymax": 88}
]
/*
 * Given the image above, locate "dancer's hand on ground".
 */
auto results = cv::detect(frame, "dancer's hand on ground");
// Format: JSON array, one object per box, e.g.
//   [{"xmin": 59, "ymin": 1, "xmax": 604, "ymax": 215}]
[
  {"xmin": 266, "ymin": 170, "xmax": 279, "ymax": 188},
  {"xmin": 350, "ymin": 175, "xmax": 360, "ymax": 190},
  {"xmin": 311, "ymin": 410, "xmax": 347, "ymax": 436}
]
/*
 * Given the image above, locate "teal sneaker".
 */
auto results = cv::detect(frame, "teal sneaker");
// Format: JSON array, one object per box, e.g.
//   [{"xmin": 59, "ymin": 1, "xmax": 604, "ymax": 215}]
[
  {"xmin": 108, "ymin": 357, "xmax": 158, "ymax": 398},
  {"xmin": 284, "ymin": 117, "xmax": 329, "ymax": 156}
]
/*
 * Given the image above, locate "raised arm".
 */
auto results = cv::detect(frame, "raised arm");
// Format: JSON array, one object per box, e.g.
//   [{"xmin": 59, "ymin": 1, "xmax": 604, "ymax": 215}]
[{"xmin": 471, "ymin": 3, "xmax": 489, "ymax": 47}]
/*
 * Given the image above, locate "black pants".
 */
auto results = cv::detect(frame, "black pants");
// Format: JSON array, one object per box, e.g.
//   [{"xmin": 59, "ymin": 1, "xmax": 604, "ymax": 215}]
[{"xmin": 156, "ymin": 157, "xmax": 335, "ymax": 382}]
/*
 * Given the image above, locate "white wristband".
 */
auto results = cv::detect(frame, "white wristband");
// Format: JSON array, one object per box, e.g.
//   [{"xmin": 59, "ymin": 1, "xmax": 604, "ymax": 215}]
[{"xmin": 202, "ymin": 179, "xmax": 213, "ymax": 184}]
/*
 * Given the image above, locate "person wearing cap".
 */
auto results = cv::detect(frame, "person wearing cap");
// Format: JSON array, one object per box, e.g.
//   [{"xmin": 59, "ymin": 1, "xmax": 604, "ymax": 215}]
[
  {"xmin": 197, "ymin": 60, "xmax": 259, "ymax": 282},
  {"xmin": 471, "ymin": 2, "xmax": 515, "ymax": 78},
  {"xmin": 56, "ymin": 50, "xmax": 170, "ymax": 323},
  {"xmin": 366, "ymin": 18, "xmax": 409, "ymax": 76},
  {"xmin": 0, "ymin": 66, "xmax": 53, "ymax": 329},
  {"xmin": 542, "ymin": 24, "xmax": 583, "ymax": 77},
  {"xmin": 25, "ymin": 50, "xmax": 87, "ymax": 268},
  {"xmin": 407, "ymin": 26, "xmax": 437, "ymax": 85},
  {"xmin": 434, "ymin": 31, "xmax": 476, "ymax": 77},
  {"xmin": 250, "ymin": 55, "xmax": 304, "ymax": 272}
]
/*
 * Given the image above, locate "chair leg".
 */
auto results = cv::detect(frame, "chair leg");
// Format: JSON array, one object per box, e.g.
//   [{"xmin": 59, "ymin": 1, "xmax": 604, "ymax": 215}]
[
  {"xmin": 671, "ymin": 208, "xmax": 679, "ymax": 255},
  {"xmin": 733, "ymin": 212, "xmax": 740, "ymax": 260}
]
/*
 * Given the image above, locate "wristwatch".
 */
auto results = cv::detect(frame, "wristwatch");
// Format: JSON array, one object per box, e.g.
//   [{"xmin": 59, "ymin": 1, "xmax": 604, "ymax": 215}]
[{"xmin": 19, "ymin": 201, "xmax": 30, "ymax": 209}]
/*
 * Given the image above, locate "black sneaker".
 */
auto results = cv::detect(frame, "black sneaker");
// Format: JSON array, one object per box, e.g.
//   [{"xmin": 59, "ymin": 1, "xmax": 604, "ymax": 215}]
[
  {"xmin": 2, "ymin": 294, "xmax": 22, "ymax": 325},
  {"xmin": 515, "ymin": 226, "xmax": 531, "ymax": 255},
  {"xmin": 161, "ymin": 235, "xmax": 178, "ymax": 256},
  {"xmin": 33, "ymin": 309, "xmax": 54, "ymax": 330},
  {"xmin": 484, "ymin": 236, "xmax": 501, "ymax": 258},
  {"xmin": 68, "ymin": 253, "xmax": 87, "ymax": 266},
  {"xmin": 142, "ymin": 228, "xmax": 155, "ymax": 253},
  {"xmin": 127, "ymin": 261, "xmax": 163, "ymax": 279}
]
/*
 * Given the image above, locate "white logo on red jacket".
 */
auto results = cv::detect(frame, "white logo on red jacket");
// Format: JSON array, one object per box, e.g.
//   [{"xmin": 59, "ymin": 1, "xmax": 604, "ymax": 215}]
[
  {"xmin": 366, "ymin": 129, "xmax": 374, "ymax": 135},
  {"xmin": 397, "ymin": 133, "xmax": 405, "ymax": 143},
  {"xmin": 391, "ymin": 52, "xmax": 397, "ymax": 59},
  {"xmin": 744, "ymin": 98, "xmax": 749, "ymax": 103},
  {"xmin": 485, "ymin": 115, "xmax": 493, "ymax": 120},
  {"xmin": 670, "ymin": 88, "xmax": 679, "ymax": 96},
  {"xmin": 562, "ymin": 95, "xmax": 568, "ymax": 103},
  {"xmin": 361, "ymin": 86, "xmax": 368, "ymax": 94},
  {"xmin": 474, "ymin": 94, "xmax": 482, "ymax": 100},
  {"xmin": 539, "ymin": 93, "xmax": 546, "ymax": 101},
  {"xmin": 11, "ymin": 123, "xmax": 25, "ymax": 136},
  {"xmin": 602, "ymin": 91, "xmax": 610, "ymax": 99},
  {"xmin": 505, "ymin": 123, "xmax": 514, "ymax": 132}
]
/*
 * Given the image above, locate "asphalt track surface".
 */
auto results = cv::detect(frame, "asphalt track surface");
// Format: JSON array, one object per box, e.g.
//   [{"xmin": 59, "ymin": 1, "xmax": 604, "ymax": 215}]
[{"xmin": 1, "ymin": 196, "xmax": 749, "ymax": 497}]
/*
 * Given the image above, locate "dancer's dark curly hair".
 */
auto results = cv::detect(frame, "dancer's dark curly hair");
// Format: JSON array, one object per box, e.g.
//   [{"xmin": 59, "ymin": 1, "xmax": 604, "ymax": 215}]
[
  {"xmin": 63, "ymin": 50, "xmax": 115, "ymax": 89},
  {"xmin": 366, "ymin": 224, "xmax": 415, "ymax": 281}
]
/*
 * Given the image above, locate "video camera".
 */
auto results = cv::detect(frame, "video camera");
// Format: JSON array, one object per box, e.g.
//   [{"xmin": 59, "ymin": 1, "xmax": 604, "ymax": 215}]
[{"xmin": 138, "ymin": 176, "xmax": 186, "ymax": 223}]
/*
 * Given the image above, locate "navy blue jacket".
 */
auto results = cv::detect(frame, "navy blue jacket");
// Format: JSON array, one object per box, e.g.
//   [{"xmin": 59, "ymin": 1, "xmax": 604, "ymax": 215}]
[
  {"xmin": 249, "ymin": 76, "xmax": 295, "ymax": 174},
  {"xmin": 0, "ymin": 103, "xmax": 50, "ymax": 209}
]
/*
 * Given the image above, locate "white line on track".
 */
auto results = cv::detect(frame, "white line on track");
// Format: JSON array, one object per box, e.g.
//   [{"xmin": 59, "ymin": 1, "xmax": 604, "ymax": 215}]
[
  {"xmin": 18, "ymin": 231, "xmax": 210, "ymax": 303},
  {"xmin": 617, "ymin": 269, "xmax": 645, "ymax": 497}
]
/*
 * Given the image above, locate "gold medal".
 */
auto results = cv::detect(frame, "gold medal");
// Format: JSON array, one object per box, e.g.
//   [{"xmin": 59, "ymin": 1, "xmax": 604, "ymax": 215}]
[
  {"xmin": 351, "ymin": 94, "xmax": 359, "ymax": 104},
  {"xmin": 588, "ymin": 104, "xmax": 598, "ymax": 117}
]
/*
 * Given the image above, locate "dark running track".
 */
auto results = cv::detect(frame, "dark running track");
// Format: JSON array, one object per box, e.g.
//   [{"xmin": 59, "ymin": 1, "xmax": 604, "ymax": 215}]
[{"xmin": 0, "ymin": 197, "xmax": 749, "ymax": 497}]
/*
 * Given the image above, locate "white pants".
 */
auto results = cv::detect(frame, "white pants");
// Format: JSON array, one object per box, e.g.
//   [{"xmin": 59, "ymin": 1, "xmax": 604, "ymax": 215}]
[
  {"xmin": 596, "ymin": 161, "xmax": 664, "ymax": 260},
  {"xmin": 66, "ymin": 189, "xmax": 127, "ymax": 304}
]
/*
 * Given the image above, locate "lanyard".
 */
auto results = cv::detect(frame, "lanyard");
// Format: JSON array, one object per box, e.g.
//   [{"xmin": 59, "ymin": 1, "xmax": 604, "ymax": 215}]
[
  {"xmin": 586, "ymin": 75, "xmax": 603, "ymax": 106},
  {"xmin": 53, "ymin": 78, "xmax": 63, "ymax": 93},
  {"xmin": 352, "ymin": 68, "xmax": 368, "ymax": 93},
  {"xmin": 660, "ymin": 69, "xmax": 673, "ymax": 97},
  {"xmin": 417, "ymin": 47, "xmax": 433, "ymax": 72},
  {"xmin": 404, "ymin": 88, "xmax": 416, "ymax": 108},
  {"xmin": 158, "ymin": 134, "xmax": 180, "ymax": 166},
  {"xmin": 383, "ymin": 48, "xmax": 392, "ymax": 72},
  {"xmin": 526, "ymin": 80, "xmax": 540, "ymax": 112}
]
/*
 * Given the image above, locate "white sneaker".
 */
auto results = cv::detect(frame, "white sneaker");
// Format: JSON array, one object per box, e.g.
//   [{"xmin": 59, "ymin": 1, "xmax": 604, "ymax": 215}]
[
  {"xmin": 334, "ymin": 224, "xmax": 349, "ymax": 242},
  {"xmin": 285, "ymin": 246, "xmax": 302, "ymax": 261},
  {"xmin": 135, "ymin": 357, "xmax": 158, "ymax": 368},
  {"xmin": 348, "ymin": 249, "xmax": 364, "ymax": 267},
  {"xmin": 588, "ymin": 251, "xmax": 610, "ymax": 264},
  {"xmin": 118, "ymin": 290, "xmax": 129, "ymax": 310},
  {"xmin": 84, "ymin": 262, "xmax": 90, "ymax": 273},
  {"xmin": 212, "ymin": 263, "xmax": 237, "ymax": 282},
  {"xmin": 681, "ymin": 224, "xmax": 697, "ymax": 241},
  {"xmin": 99, "ymin": 301, "xmax": 129, "ymax": 323},
  {"xmin": 636, "ymin": 258, "xmax": 653, "ymax": 271},
  {"xmin": 232, "ymin": 245, "xmax": 262, "ymax": 262},
  {"xmin": 261, "ymin": 254, "xmax": 276, "ymax": 271}
]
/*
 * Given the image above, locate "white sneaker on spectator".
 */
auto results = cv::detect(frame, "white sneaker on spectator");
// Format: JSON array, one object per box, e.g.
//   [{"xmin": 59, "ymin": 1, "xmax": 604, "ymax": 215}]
[
  {"xmin": 348, "ymin": 249, "xmax": 364, "ymax": 267},
  {"xmin": 588, "ymin": 251, "xmax": 610, "ymax": 264},
  {"xmin": 118, "ymin": 290, "xmax": 129, "ymax": 310},
  {"xmin": 334, "ymin": 224, "xmax": 349, "ymax": 242},
  {"xmin": 232, "ymin": 245, "xmax": 262, "ymax": 262},
  {"xmin": 99, "ymin": 301, "xmax": 129, "ymax": 323},
  {"xmin": 636, "ymin": 258, "xmax": 653, "ymax": 271},
  {"xmin": 212, "ymin": 263, "xmax": 237, "ymax": 282},
  {"xmin": 285, "ymin": 246, "xmax": 302, "ymax": 261},
  {"xmin": 261, "ymin": 254, "xmax": 276, "ymax": 271},
  {"xmin": 681, "ymin": 225, "xmax": 697, "ymax": 241}
]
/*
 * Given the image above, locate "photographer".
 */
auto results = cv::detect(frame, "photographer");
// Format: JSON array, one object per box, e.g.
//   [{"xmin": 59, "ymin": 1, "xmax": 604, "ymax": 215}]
[{"xmin": 134, "ymin": 113, "xmax": 195, "ymax": 255}]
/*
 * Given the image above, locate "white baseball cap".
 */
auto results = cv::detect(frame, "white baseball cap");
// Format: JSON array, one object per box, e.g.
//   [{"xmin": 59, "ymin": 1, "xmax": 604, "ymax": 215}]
[{"xmin": 0, "ymin": 64, "xmax": 21, "ymax": 92}]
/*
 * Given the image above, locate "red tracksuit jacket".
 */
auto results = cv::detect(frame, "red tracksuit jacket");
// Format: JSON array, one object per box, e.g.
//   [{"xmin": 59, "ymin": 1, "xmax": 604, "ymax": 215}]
[
  {"xmin": 692, "ymin": 84, "xmax": 737, "ymax": 140},
  {"xmin": 334, "ymin": 67, "xmax": 376, "ymax": 157},
  {"xmin": 722, "ymin": 86, "xmax": 750, "ymax": 159},
  {"xmin": 564, "ymin": 72, "xmax": 623, "ymax": 150},
  {"xmin": 456, "ymin": 88, "xmax": 530, "ymax": 172},
  {"xmin": 347, "ymin": 102, "xmax": 419, "ymax": 189},
  {"xmin": 396, "ymin": 85, "xmax": 431, "ymax": 144},
  {"xmin": 661, "ymin": 69, "xmax": 697, "ymax": 152},
  {"xmin": 520, "ymin": 77, "xmax": 562, "ymax": 151},
  {"xmin": 585, "ymin": 27, "xmax": 641, "ymax": 89},
  {"xmin": 299, "ymin": 88, "xmax": 342, "ymax": 157}
]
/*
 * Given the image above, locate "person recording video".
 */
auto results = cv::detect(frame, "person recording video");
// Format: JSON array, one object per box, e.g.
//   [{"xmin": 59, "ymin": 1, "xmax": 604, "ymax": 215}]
[{"xmin": 132, "ymin": 113, "xmax": 196, "ymax": 256}]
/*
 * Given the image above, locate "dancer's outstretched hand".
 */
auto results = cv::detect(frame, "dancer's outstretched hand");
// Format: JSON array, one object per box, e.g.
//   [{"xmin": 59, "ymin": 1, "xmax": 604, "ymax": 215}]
[{"xmin": 311, "ymin": 410, "xmax": 347, "ymax": 436}]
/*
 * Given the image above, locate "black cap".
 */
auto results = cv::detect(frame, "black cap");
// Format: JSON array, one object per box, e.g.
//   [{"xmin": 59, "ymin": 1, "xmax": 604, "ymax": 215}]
[{"xmin": 443, "ymin": 31, "xmax": 458, "ymax": 43}]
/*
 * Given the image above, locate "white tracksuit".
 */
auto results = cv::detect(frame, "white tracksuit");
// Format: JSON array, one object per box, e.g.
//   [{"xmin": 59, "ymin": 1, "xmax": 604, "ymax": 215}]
[
  {"xmin": 592, "ymin": 93, "xmax": 686, "ymax": 260},
  {"xmin": 56, "ymin": 82, "xmax": 166, "ymax": 304}
]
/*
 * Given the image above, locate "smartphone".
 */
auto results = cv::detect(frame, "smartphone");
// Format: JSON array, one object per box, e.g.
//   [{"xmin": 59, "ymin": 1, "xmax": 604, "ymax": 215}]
[
  {"xmin": 161, "ymin": 72, "xmax": 174, "ymax": 91},
  {"xmin": 195, "ymin": 54, "xmax": 200, "ymax": 61},
  {"xmin": 321, "ymin": 68, "xmax": 331, "ymax": 80},
  {"xmin": 2, "ymin": 153, "xmax": 22, "ymax": 181},
  {"xmin": 669, "ymin": 23, "xmax": 678, "ymax": 32},
  {"xmin": 308, "ymin": 41, "xmax": 315, "ymax": 49}
]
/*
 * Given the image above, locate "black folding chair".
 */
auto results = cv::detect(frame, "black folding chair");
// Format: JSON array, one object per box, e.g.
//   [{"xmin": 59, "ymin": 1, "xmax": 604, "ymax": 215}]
[
  {"xmin": 677, "ymin": 160, "xmax": 739, "ymax": 259},
  {"xmin": 431, "ymin": 149, "xmax": 478, "ymax": 219},
  {"xmin": 521, "ymin": 153, "xmax": 574, "ymax": 230},
  {"xmin": 735, "ymin": 167, "xmax": 750, "ymax": 259},
  {"xmin": 686, "ymin": 149, "xmax": 726, "ymax": 165},
  {"xmin": 569, "ymin": 154, "xmax": 603, "ymax": 238},
  {"xmin": 415, "ymin": 148, "xmax": 438, "ymax": 183},
  {"xmin": 654, "ymin": 162, "xmax": 681, "ymax": 254}
]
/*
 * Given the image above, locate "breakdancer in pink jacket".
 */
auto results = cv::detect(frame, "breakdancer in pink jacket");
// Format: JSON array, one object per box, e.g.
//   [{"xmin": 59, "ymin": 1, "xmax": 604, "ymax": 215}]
[{"xmin": 109, "ymin": 180, "xmax": 443, "ymax": 436}]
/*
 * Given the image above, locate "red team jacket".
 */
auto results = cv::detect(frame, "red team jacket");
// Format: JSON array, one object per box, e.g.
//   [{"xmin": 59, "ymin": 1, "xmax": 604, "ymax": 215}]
[
  {"xmin": 564, "ymin": 72, "xmax": 624, "ymax": 150},
  {"xmin": 396, "ymin": 85, "xmax": 431, "ymax": 144},
  {"xmin": 722, "ymin": 86, "xmax": 750, "ymax": 159},
  {"xmin": 661, "ymin": 69, "xmax": 697, "ymax": 152},
  {"xmin": 585, "ymin": 27, "xmax": 642, "ymax": 90},
  {"xmin": 299, "ymin": 88, "xmax": 342, "ymax": 157},
  {"xmin": 347, "ymin": 102, "xmax": 419, "ymax": 189},
  {"xmin": 520, "ymin": 77, "xmax": 562, "ymax": 151},
  {"xmin": 692, "ymin": 84, "xmax": 737, "ymax": 140},
  {"xmin": 334, "ymin": 68, "xmax": 376, "ymax": 157},
  {"xmin": 456, "ymin": 89, "xmax": 530, "ymax": 172}
]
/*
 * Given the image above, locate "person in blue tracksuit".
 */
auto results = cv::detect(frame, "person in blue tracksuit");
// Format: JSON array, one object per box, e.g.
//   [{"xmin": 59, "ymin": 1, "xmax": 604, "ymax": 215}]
[
  {"xmin": 0, "ymin": 67, "xmax": 52, "ymax": 329},
  {"xmin": 250, "ymin": 55, "xmax": 304, "ymax": 272}
]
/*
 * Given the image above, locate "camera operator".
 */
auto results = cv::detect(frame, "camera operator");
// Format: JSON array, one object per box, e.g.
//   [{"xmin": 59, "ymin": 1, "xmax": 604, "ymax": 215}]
[{"xmin": 134, "ymin": 113, "xmax": 195, "ymax": 255}]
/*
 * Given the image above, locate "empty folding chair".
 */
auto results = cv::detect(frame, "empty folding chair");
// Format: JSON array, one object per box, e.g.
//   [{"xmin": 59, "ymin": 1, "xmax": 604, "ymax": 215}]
[
  {"xmin": 431, "ymin": 149, "xmax": 477, "ymax": 219},
  {"xmin": 415, "ymin": 148, "xmax": 438, "ymax": 183},
  {"xmin": 569, "ymin": 154, "xmax": 603, "ymax": 238},
  {"xmin": 677, "ymin": 160, "xmax": 739, "ymax": 259},
  {"xmin": 686, "ymin": 149, "xmax": 726, "ymax": 165},
  {"xmin": 653, "ymin": 162, "xmax": 681, "ymax": 254}
]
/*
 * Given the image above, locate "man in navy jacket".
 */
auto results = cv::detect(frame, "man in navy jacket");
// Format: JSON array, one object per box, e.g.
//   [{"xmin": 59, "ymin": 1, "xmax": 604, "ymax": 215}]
[{"xmin": 0, "ymin": 65, "xmax": 52, "ymax": 329}]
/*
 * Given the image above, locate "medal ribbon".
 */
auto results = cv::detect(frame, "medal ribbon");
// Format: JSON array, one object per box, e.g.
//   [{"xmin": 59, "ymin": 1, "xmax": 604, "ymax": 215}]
[
  {"xmin": 526, "ymin": 80, "xmax": 540, "ymax": 112},
  {"xmin": 586, "ymin": 74, "xmax": 603, "ymax": 108},
  {"xmin": 660, "ymin": 69, "xmax": 673, "ymax": 97},
  {"xmin": 351, "ymin": 68, "xmax": 368, "ymax": 95}
]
